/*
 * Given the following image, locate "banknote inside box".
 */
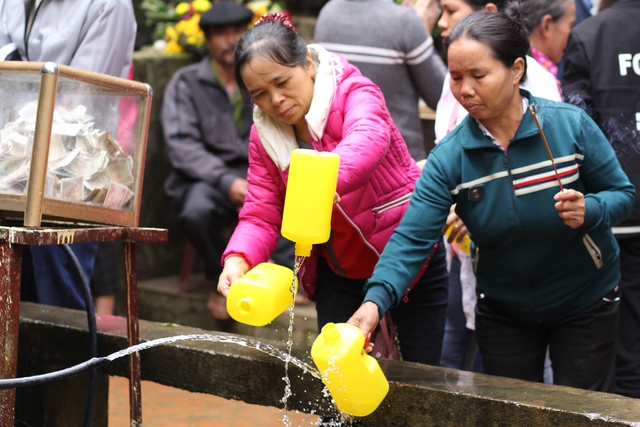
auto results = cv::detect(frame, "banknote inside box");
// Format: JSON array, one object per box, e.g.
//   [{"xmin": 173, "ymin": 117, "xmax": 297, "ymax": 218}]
[{"xmin": 0, "ymin": 62, "xmax": 152, "ymax": 227}]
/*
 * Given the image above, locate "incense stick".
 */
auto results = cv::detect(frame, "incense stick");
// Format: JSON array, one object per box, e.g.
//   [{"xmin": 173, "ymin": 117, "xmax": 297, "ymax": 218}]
[{"xmin": 528, "ymin": 103, "xmax": 564, "ymax": 191}]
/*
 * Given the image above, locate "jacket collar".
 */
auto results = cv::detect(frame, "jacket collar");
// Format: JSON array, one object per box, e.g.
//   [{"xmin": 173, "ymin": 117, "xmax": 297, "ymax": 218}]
[
  {"xmin": 459, "ymin": 89, "xmax": 540, "ymax": 150},
  {"xmin": 253, "ymin": 44, "xmax": 338, "ymax": 170},
  {"xmin": 196, "ymin": 55, "xmax": 222, "ymax": 88}
]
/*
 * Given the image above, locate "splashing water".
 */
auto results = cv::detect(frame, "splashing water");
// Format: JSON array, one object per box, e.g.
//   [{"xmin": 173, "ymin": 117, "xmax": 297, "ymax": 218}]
[
  {"xmin": 106, "ymin": 333, "xmax": 321, "ymax": 379},
  {"xmin": 279, "ymin": 255, "xmax": 308, "ymax": 426},
  {"xmin": 106, "ymin": 255, "xmax": 355, "ymax": 426}
]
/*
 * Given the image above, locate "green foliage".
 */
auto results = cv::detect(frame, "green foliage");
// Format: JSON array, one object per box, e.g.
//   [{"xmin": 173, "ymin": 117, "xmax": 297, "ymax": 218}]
[{"xmin": 140, "ymin": 0, "xmax": 180, "ymax": 27}]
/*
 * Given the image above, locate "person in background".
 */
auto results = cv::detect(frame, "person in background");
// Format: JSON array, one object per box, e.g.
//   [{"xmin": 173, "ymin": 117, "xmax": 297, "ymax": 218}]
[
  {"xmin": 433, "ymin": 0, "xmax": 561, "ymax": 143},
  {"xmin": 518, "ymin": 0, "xmax": 576, "ymax": 97},
  {"xmin": 314, "ymin": 0, "xmax": 446, "ymax": 161},
  {"xmin": 218, "ymin": 14, "xmax": 449, "ymax": 367},
  {"xmin": 0, "ymin": 0, "xmax": 136, "ymax": 311},
  {"xmin": 561, "ymin": 0, "xmax": 640, "ymax": 398},
  {"xmin": 349, "ymin": 8, "xmax": 634, "ymax": 392},
  {"xmin": 162, "ymin": 1, "xmax": 294, "ymax": 320}
]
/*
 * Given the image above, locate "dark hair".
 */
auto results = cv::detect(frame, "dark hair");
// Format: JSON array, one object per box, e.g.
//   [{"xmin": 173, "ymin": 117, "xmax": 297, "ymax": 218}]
[
  {"xmin": 446, "ymin": 9, "xmax": 530, "ymax": 83},
  {"xmin": 233, "ymin": 20, "xmax": 308, "ymax": 95},
  {"xmin": 505, "ymin": 0, "xmax": 572, "ymax": 34},
  {"xmin": 465, "ymin": 0, "xmax": 508, "ymax": 11}
]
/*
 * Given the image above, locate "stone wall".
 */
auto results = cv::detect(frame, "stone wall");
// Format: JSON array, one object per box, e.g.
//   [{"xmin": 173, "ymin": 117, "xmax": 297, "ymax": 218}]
[
  {"xmin": 16, "ymin": 302, "xmax": 640, "ymax": 427},
  {"xmin": 132, "ymin": 50, "xmax": 196, "ymax": 280}
]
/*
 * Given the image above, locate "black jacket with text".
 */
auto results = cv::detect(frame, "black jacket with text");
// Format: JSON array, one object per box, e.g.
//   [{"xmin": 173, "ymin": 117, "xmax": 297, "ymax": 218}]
[{"xmin": 562, "ymin": 0, "xmax": 640, "ymax": 234}]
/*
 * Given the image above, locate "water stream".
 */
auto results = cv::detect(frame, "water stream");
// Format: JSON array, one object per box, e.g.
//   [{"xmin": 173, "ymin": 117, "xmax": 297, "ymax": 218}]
[
  {"xmin": 107, "ymin": 254, "xmax": 336, "ymax": 426},
  {"xmin": 280, "ymin": 254, "xmax": 309, "ymax": 426},
  {"xmin": 106, "ymin": 255, "xmax": 357, "ymax": 425},
  {"xmin": 105, "ymin": 332, "xmax": 320, "ymax": 379}
]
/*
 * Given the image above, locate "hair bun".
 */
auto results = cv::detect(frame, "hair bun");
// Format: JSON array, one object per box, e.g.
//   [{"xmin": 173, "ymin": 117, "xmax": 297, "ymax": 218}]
[
  {"xmin": 254, "ymin": 12, "xmax": 296, "ymax": 31},
  {"xmin": 504, "ymin": 0, "xmax": 537, "ymax": 35}
]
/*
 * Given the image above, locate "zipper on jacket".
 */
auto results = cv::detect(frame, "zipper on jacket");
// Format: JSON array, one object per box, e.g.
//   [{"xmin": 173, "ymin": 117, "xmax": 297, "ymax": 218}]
[
  {"xmin": 504, "ymin": 147, "xmax": 540, "ymax": 322},
  {"xmin": 372, "ymin": 193, "xmax": 412, "ymax": 215},
  {"xmin": 582, "ymin": 233, "xmax": 603, "ymax": 269},
  {"xmin": 335, "ymin": 204, "xmax": 380, "ymax": 257}
]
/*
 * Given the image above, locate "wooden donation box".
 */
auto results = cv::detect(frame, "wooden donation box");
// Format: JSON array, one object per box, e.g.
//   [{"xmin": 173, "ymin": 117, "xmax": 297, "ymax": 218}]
[{"xmin": 0, "ymin": 61, "xmax": 152, "ymax": 227}]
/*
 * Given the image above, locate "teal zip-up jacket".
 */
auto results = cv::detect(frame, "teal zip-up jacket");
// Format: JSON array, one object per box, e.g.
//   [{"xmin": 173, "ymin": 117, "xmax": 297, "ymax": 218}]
[{"xmin": 365, "ymin": 91, "xmax": 635, "ymax": 323}]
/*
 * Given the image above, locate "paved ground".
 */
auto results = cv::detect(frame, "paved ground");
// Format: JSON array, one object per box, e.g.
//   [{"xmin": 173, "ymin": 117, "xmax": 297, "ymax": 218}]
[{"xmin": 108, "ymin": 375, "xmax": 321, "ymax": 426}]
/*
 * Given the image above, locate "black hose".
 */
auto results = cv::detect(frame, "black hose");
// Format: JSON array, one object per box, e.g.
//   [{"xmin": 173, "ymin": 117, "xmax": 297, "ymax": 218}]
[
  {"xmin": 0, "ymin": 357, "xmax": 110, "ymax": 389},
  {"xmin": 61, "ymin": 244, "xmax": 98, "ymax": 427}
]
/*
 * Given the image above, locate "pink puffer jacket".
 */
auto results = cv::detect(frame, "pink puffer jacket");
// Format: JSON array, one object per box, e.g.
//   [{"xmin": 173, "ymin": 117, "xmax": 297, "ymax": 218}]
[{"xmin": 223, "ymin": 49, "xmax": 421, "ymax": 300}]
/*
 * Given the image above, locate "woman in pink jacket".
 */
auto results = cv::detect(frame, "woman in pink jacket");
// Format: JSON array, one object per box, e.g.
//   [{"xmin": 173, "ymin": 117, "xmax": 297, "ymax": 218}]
[{"xmin": 217, "ymin": 14, "xmax": 448, "ymax": 365}]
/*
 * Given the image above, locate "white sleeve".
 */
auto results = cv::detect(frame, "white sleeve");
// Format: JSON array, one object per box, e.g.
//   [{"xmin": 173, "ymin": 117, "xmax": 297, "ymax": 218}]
[
  {"xmin": 522, "ymin": 56, "xmax": 562, "ymax": 102},
  {"xmin": 69, "ymin": 0, "xmax": 137, "ymax": 77},
  {"xmin": 459, "ymin": 252, "xmax": 477, "ymax": 330},
  {"xmin": 0, "ymin": 42, "xmax": 16, "ymax": 60},
  {"xmin": 0, "ymin": 2, "xmax": 13, "ymax": 59}
]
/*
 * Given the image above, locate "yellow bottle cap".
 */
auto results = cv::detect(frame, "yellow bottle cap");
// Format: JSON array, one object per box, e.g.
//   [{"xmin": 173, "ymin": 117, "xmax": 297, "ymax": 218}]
[{"xmin": 294, "ymin": 242, "xmax": 312, "ymax": 257}]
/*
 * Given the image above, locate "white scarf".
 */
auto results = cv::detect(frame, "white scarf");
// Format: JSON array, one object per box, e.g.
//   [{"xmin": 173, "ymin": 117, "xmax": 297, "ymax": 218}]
[{"xmin": 253, "ymin": 44, "xmax": 336, "ymax": 170}]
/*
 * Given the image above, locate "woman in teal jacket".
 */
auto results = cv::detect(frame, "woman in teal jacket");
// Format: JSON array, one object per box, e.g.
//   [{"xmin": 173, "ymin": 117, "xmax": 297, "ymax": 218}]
[{"xmin": 349, "ymin": 8, "xmax": 635, "ymax": 392}]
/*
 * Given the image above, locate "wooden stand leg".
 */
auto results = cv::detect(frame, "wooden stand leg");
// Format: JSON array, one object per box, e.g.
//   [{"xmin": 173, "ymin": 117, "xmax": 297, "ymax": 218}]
[
  {"xmin": 124, "ymin": 241, "xmax": 142, "ymax": 426},
  {"xmin": 0, "ymin": 243, "xmax": 22, "ymax": 427}
]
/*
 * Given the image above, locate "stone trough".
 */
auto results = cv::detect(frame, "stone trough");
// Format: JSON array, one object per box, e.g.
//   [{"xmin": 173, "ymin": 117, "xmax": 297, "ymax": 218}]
[{"xmin": 14, "ymin": 302, "xmax": 640, "ymax": 426}]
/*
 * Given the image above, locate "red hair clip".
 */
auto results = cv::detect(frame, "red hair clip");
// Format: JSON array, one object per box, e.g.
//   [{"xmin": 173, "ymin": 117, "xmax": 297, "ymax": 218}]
[{"xmin": 254, "ymin": 12, "xmax": 296, "ymax": 31}]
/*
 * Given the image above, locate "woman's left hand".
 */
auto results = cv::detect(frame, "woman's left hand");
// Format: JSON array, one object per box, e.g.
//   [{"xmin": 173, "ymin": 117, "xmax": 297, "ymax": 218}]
[{"xmin": 554, "ymin": 189, "xmax": 585, "ymax": 229}]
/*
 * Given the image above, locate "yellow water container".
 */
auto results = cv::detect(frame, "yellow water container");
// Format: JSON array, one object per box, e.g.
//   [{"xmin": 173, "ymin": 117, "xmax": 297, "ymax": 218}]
[
  {"xmin": 444, "ymin": 222, "xmax": 472, "ymax": 255},
  {"xmin": 226, "ymin": 262, "xmax": 297, "ymax": 327},
  {"xmin": 281, "ymin": 149, "xmax": 340, "ymax": 257},
  {"xmin": 310, "ymin": 323, "xmax": 389, "ymax": 417}
]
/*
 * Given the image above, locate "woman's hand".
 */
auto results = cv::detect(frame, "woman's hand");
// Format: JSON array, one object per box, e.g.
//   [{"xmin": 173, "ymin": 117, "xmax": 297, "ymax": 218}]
[
  {"xmin": 442, "ymin": 204, "xmax": 469, "ymax": 245},
  {"xmin": 228, "ymin": 177, "xmax": 247, "ymax": 209},
  {"xmin": 406, "ymin": 0, "xmax": 441, "ymax": 34},
  {"xmin": 217, "ymin": 256, "xmax": 250, "ymax": 297},
  {"xmin": 554, "ymin": 189, "xmax": 585, "ymax": 229},
  {"xmin": 334, "ymin": 192, "xmax": 341, "ymax": 205},
  {"xmin": 347, "ymin": 301, "xmax": 380, "ymax": 353}
]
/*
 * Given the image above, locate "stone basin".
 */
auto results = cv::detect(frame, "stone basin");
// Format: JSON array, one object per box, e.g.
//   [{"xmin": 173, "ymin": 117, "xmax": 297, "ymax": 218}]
[{"xmin": 14, "ymin": 302, "xmax": 640, "ymax": 426}]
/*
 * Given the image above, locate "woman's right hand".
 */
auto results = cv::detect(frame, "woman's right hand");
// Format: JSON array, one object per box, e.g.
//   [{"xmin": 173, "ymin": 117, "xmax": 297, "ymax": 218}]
[
  {"xmin": 347, "ymin": 301, "xmax": 380, "ymax": 352},
  {"xmin": 407, "ymin": 0, "xmax": 442, "ymax": 34},
  {"xmin": 217, "ymin": 256, "xmax": 250, "ymax": 297}
]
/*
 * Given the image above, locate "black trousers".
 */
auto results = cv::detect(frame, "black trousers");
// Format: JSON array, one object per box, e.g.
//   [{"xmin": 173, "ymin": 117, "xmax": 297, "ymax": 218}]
[
  {"xmin": 314, "ymin": 241, "xmax": 449, "ymax": 366},
  {"xmin": 475, "ymin": 287, "xmax": 619, "ymax": 392},
  {"xmin": 177, "ymin": 182, "xmax": 294, "ymax": 279},
  {"xmin": 615, "ymin": 237, "xmax": 640, "ymax": 398}
]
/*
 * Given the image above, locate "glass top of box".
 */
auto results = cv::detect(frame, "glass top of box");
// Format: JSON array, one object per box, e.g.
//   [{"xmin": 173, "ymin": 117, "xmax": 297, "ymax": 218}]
[{"xmin": 0, "ymin": 62, "xmax": 151, "ymax": 226}]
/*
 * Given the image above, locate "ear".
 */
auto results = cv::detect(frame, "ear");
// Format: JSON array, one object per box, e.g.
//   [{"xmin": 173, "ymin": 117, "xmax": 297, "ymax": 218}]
[
  {"xmin": 484, "ymin": 3, "xmax": 499, "ymax": 12},
  {"xmin": 540, "ymin": 14, "xmax": 554, "ymax": 38},
  {"xmin": 305, "ymin": 51, "xmax": 316, "ymax": 80},
  {"xmin": 512, "ymin": 57, "xmax": 525, "ymax": 84}
]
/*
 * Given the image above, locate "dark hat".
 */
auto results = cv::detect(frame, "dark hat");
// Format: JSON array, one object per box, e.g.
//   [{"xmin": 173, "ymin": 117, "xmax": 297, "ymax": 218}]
[{"xmin": 199, "ymin": 1, "xmax": 254, "ymax": 30}]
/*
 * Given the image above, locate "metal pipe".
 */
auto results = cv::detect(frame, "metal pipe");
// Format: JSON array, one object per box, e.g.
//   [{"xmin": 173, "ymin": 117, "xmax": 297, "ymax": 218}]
[{"xmin": 24, "ymin": 62, "xmax": 59, "ymax": 227}]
